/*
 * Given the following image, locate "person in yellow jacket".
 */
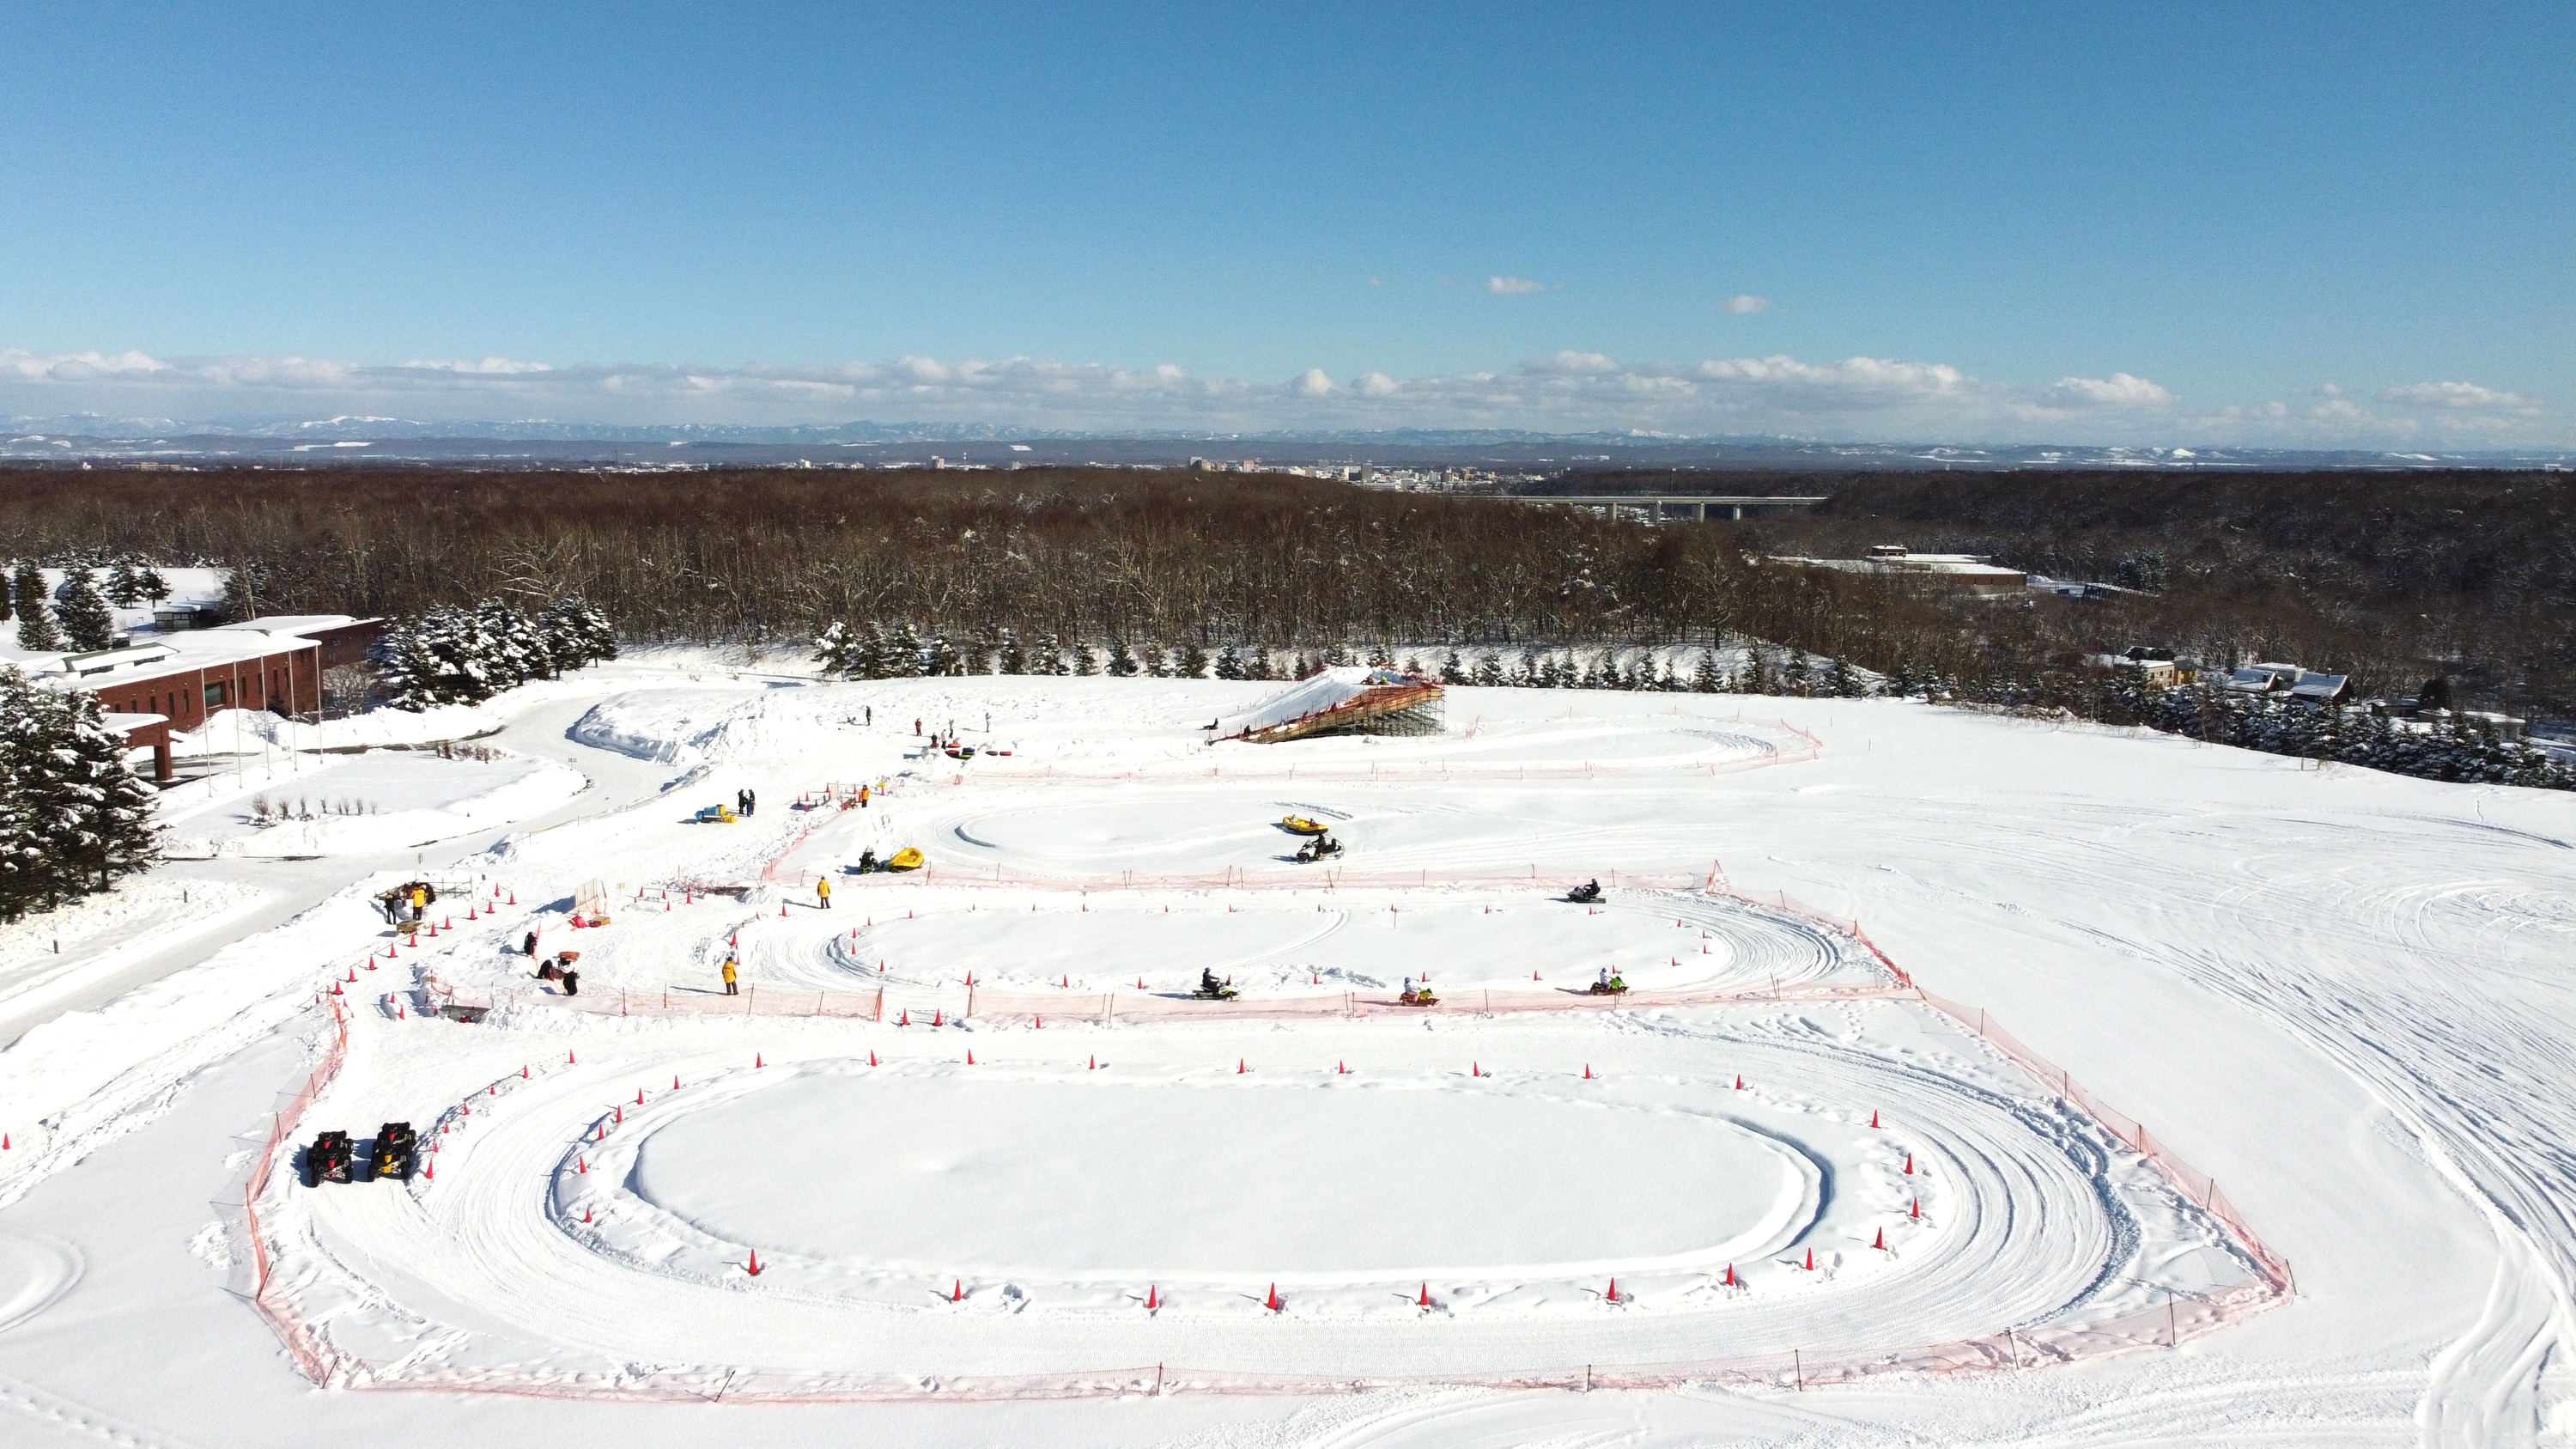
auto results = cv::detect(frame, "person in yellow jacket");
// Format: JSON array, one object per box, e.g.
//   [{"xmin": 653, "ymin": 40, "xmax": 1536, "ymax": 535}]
[
  {"xmin": 721, "ymin": 955, "xmax": 739, "ymax": 996},
  {"xmin": 817, "ymin": 876, "xmax": 832, "ymax": 910}
]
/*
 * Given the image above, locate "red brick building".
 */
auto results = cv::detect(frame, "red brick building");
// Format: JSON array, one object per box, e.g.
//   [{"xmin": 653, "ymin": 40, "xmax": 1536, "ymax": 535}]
[{"xmin": 32, "ymin": 616, "xmax": 384, "ymax": 782}]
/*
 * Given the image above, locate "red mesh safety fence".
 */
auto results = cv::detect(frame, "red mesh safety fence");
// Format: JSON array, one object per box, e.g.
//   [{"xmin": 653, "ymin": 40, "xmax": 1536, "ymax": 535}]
[
  {"xmin": 270, "ymin": 855, "xmax": 2288, "ymax": 1401},
  {"xmin": 240, "ymin": 995, "xmax": 350, "ymax": 1386}
]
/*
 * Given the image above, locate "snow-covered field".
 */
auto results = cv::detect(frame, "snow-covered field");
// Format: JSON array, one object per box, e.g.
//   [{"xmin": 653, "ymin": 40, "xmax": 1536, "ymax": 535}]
[{"xmin": 0, "ymin": 670, "xmax": 2572, "ymax": 1446}]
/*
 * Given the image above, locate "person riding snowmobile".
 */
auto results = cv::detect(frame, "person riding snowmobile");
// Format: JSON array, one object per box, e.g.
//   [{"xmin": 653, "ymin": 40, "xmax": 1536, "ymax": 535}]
[
  {"xmin": 858, "ymin": 848, "xmax": 878, "ymax": 874},
  {"xmin": 1568, "ymin": 878, "xmax": 1602, "ymax": 904},
  {"xmin": 1193, "ymin": 967, "xmax": 1237, "ymax": 1001}
]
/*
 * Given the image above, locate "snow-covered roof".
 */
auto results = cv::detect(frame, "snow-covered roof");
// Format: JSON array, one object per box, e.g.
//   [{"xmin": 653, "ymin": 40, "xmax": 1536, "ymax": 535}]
[
  {"xmin": 209, "ymin": 614, "xmax": 361, "ymax": 636},
  {"xmin": 16, "ymin": 613, "xmax": 367, "ymax": 688}
]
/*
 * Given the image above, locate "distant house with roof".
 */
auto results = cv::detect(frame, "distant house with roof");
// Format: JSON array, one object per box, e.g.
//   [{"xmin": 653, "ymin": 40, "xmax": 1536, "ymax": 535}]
[{"xmin": 2221, "ymin": 661, "xmax": 2350, "ymax": 705}]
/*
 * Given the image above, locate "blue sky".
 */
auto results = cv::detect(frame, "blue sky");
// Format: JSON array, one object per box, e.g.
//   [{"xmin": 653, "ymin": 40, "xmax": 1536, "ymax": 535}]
[{"xmin": 3, "ymin": 3, "xmax": 2569, "ymax": 443}]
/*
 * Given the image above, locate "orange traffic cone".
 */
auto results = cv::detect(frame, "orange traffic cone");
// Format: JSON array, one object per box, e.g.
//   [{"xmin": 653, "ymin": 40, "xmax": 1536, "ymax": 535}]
[{"xmin": 1266, "ymin": 1283, "xmax": 1282, "ymax": 1312}]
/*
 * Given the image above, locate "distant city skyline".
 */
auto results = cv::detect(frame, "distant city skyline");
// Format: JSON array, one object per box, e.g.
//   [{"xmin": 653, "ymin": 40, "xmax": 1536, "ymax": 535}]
[{"xmin": 3, "ymin": 4, "xmax": 2568, "ymax": 446}]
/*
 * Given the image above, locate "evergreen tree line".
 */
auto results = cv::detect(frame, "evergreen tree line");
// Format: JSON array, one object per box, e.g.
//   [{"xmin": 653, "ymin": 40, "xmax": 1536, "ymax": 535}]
[
  {"xmin": 1923, "ymin": 671, "xmax": 2576, "ymax": 791},
  {"xmin": 371, "ymin": 596, "xmax": 618, "ymax": 709},
  {"xmin": 7, "ymin": 560, "xmax": 171, "ymax": 654},
  {"xmin": 815, "ymin": 620, "xmax": 1875, "ymax": 697},
  {"xmin": 0, "ymin": 667, "xmax": 161, "ymax": 922}
]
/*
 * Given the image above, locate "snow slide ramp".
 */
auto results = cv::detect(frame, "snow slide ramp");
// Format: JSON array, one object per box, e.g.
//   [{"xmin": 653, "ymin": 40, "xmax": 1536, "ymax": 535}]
[{"xmin": 1212, "ymin": 667, "xmax": 1443, "ymax": 744}]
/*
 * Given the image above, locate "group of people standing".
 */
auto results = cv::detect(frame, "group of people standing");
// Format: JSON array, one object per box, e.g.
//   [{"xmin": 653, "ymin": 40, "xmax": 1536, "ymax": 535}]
[{"xmin": 734, "ymin": 788, "xmax": 758, "ymax": 817}]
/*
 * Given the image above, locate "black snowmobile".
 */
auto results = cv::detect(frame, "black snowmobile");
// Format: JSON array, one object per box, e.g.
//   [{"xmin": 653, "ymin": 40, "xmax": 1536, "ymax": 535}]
[
  {"xmin": 1294, "ymin": 832, "xmax": 1345, "ymax": 864},
  {"xmin": 305, "ymin": 1129, "xmax": 354, "ymax": 1186},
  {"xmin": 1191, "ymin": 970, "xmax": 1239, "ymax": 1002},
  {"xmin": 1565, "ymin": 879, "xmax": 1604, "ymax": 904},
  {"xmin": 370, "ymin": 1122, "xmax": 418, "ymax": 1183}
]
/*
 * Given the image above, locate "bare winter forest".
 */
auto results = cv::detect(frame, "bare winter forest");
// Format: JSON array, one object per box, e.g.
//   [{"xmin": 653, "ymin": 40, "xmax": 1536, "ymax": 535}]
[{"xmin": 3, "ymin": 464, "xmax": 2568, "ymax": 728}]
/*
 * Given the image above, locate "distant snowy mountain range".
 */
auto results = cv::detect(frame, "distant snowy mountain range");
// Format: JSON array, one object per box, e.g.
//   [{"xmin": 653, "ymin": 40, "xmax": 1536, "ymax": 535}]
[{"xmin": 3, "ymin": 413, "xmax": 2567, "ymax": 471}]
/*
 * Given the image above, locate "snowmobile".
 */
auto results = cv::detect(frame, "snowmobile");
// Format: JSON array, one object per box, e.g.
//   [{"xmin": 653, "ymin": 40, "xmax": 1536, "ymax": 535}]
[
  {"xmin": 370, "ymin": 1122, "xmax": 417, "ymax": 1183},
  {"xmin": 1564, "ymin": 879, "xmax": 1604, "ymax": 904},
  {"xmin": 1294, "ymin": 833, "xmax": 1345, "ymax": 863},
  {"xmin": 1399, "ymin": 985, "xmax": 1439, "ymax": 1007},
  {"xmin": 1586, "ymin": 975, "xmax": 1629, "ymax": 996},
  {"xmin": 306, "ymin": 1129, "xmax": 354, "ymax": 1187},
  {"xmin": 855, "ymin": 849, "xmax": 878, "ymax": 874},
  {"xmin": 1279, "ymin": 815, "xmax": 1328, "ymax": 836},
  {"xmin": 693, "ymin": 804, "xmax": 738, "ymax": 824},
  {"xmin": 1191, "ymin": 971, "xmax": 1240, "ymax": 1002}
]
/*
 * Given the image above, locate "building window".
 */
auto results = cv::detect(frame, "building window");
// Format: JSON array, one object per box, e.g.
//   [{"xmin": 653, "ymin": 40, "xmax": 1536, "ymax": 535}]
[{"xmin": 204, "ymin": 682, "xmax": 227, "ymax": 711}]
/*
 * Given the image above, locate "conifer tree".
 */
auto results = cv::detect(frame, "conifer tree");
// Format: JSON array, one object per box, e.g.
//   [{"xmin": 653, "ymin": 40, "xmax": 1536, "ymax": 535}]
[
  {"xmin": 55, "ymin": 569, "xmax": 117, "ymax": 652},
  {"xmin": 28, "ymin": 684, "xmax": 159, "ymax": 896},
  {"xmin": 474, "ymin": 598, "xmax": 550, "ymax": 684},
  {"xmin": 1440, "ymin": 649, "xmax": 1467, "ymax": 685},
  {"xmin": 886, "ymin": 623, "xmax": 927, "ymax": 677},
  {"xmin": 105, "ymin": 561, "xmax": 143, "ymax": 606},
  {"xmin": 1692, "ymin": 649, "xmax": 1722, "ymax": 693},
  {"xmin": 998, "ymin": 628, "xmax": 1028, "ymax": 674},
  {"xmin": 12, "ymin": 563, "xmax": 64, "ymax": 652},
  {"xmin": 539, "ymin": 594, "xmax": 618, "ymax": 667},
  {"xmin": 812, "ymin": 621, "xmax": 855, "ymax": 677},
  {"xmin": 1106, "ymin": 638, "xmax": 1139, "ymax": 676},
  {"xmin": 1213, "ymin": 643, "xmax": 1244, "ymax": 680}
]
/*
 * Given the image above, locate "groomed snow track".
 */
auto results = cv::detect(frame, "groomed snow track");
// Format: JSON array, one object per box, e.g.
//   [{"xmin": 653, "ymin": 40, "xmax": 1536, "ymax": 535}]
[{"xmin": 252, "ymin": 895, "xmax": 2288, "ymax": 1404}]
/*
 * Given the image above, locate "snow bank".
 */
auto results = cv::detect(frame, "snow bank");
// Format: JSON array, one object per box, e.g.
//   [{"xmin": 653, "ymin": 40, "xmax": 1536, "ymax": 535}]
[{"xmin": 164, "ymin": 757, "xmax": 587, "ymax": 857}]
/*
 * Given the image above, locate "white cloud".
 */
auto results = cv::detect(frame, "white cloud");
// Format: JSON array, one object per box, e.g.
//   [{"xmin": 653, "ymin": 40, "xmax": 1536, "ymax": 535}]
[
  {"xmin": 1, "ymin": 344, "xmax": 2561, "ymax": 447},
  {"xmin": 1485, "ymin": 275, "xmax": 1545, "ymax": 295},
  {"xmin": 1722, "ymin": 294, "xmax": 1770, "ymax": 314},
  {"xmin": 2040, "ymin": 373, "xmax": 2173, "ymax": 408},
  {"xmin": 0, "ymin": 349, "xmax": 173, "ymax": 382},
  {"xmin": 404, "ymin": 356, "xmax": 555, "ymax": 374},
  {"xmin": 2376, "ymin": 381, "xmax": 2537, "ymax": 411}
]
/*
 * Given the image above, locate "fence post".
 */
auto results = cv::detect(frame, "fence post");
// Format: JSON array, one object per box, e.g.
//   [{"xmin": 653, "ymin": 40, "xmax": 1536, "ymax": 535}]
[{"xmin": 1792, "ymin": 1349, "xmax": 1802, "ymax": 1391}]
